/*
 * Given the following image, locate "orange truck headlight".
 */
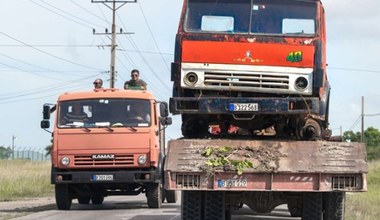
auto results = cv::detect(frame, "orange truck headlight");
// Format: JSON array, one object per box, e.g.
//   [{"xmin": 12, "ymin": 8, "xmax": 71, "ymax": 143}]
[
  {"xmin": 60, "ymin": 156, "xmax": 70, "ymax": 166},
  {"xmin": 137, "ymin": 155, "xmax": 147, "ymax": 165}
]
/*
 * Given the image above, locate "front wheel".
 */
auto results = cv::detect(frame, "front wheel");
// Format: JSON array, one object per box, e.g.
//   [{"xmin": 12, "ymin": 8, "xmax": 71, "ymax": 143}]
[
  {"xmin": 91, "ymin": 195, "xmax": 104, "ymax": 205},
  {"xmin": 55, "ymin": 184, "xmax": 72, "ymax": 210},
  {"xmin": 146, "ymin": 183, "xmax": 163, "ymax": 208}
]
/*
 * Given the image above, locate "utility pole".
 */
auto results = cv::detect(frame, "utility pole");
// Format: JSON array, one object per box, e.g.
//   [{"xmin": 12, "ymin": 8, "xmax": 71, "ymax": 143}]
[
  {"xmin": 92, "ymin": 0, "xmax": 136, "ymax": 88},
  {"xmin": 12, "ymin": 135, "xmax": 16, "ymax": 159},
  {"xmin": 361, "ymin": 96, "xmax": 364, "ymax": 143}
]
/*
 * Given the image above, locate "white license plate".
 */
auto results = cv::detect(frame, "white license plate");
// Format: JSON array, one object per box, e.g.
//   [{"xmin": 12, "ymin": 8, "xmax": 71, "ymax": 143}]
[
  {"xmin": 92, "ymin": 174, "xmax": 114, "ymax": 181},
  {"xmin": 229, "ymin": 103, "xmax": 258, "ymax": 112},
  {"xmin": 217, "ymin": 179, "xmax": 248, "ymax": 188}
]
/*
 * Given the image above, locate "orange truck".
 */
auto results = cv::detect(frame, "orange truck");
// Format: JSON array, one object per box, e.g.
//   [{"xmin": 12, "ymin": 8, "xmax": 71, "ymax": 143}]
[
  {"xmin": 165, "ymin": 0, "xmax": 368, "ymax": 219},
  {"xmin": 41, "ymin": 88, "xmax": 175, "ymax": 210}
]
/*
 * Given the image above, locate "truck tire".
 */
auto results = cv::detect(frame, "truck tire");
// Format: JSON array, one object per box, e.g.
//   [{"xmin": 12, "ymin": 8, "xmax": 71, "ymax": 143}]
[
  {"xmin": 55, "ymin": 184, "xmax": 72, "ymax": 210},
  {"xmin": 78, "ymin": 196, "xmax": 90, "ymax": 204},
  {"xmin": 182, "ymin": 191, "xmax": 203, "ymax": 220},
  {"xmin": 302, "ymin": 193, "xmax": 322, "ymax": 220},
  {"xmin": 91, "ymin": 195, "xmax": 104, "ymax": 205},
  {"xmin": 165, "ymin": 190, "xmax": 178, "ymax": 203},
  {"xmin": 323, "ymin": 192, "xmax": 345, "ymax": 220},
  {"xmin": 204, "ymin": 191, "xmax": 226, "ymax": 220},
  {"xmin": 146, "ymin": 183, "xmax": 162, "ymax": 208}
]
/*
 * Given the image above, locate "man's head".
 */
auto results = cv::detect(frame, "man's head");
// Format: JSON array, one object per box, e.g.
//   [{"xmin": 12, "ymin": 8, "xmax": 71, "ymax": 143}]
[
  {"xmin": 93, "ymin": 78, "xmax": 103, "ymax": 89},
  {"xmin": 130, "ymin": 69, "xmax": 140, "ymax": 81}
]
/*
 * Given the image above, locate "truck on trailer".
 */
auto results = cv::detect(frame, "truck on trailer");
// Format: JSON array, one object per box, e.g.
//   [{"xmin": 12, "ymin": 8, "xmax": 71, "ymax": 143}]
[
  {"xmin": 166, "ymin": 0, "xmax": 368, "ymax": 219},
  {"xmin": 41, "ymin": 88, "xmax": 175, "ymax": 210}
]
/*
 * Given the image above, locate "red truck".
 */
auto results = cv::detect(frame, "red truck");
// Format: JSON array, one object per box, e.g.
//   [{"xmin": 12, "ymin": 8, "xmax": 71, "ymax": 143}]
[
  {"xmin": 165, "ymin": 0, "xmax": 368, "ymax": 219},
  {"xmin": 170, "ymin": 0, "xmax": 330, "ymax": 140},
  {"xmin": 41, "ymin": 88, "xmax": 175, "ymax": 210}
]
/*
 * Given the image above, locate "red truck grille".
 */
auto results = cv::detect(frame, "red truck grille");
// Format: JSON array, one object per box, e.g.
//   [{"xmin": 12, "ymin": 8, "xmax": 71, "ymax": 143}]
[
  {"xmin": 204, "ymin": 72, "xmax": 289, "ymax": 90},
  {"xmin": 74, "ymin": 154, "xmax": 134, "ymax": 167}
]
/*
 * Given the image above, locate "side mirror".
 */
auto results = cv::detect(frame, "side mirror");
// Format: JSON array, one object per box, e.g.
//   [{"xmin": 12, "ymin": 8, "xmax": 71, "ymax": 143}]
[
  {"xmin": 43, "ymin": 105, "xmax": 51, "ymax": 120},
  {"xmin": 41, "ymin": 120, "xmax": 50, "ymax": 129},
  {"xmin": 160, "ymin": 117, "xmax": 172, "ymax": 126},
  {"xmin": 159, "ymin": 102, "xmax": 169, "ymax": 118}
]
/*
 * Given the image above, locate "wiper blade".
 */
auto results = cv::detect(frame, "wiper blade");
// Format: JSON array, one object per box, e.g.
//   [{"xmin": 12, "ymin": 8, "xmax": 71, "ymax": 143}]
[{"xmin": 127, "ymin": 126, "xmax": 137, "ymax": 132}]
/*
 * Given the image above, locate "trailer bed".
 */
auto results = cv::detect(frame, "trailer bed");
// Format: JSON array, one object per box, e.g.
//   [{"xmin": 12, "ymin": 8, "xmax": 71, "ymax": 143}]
[{"xmin": 164, "ymin": 139, "xmax": 367, "ymax": 192}]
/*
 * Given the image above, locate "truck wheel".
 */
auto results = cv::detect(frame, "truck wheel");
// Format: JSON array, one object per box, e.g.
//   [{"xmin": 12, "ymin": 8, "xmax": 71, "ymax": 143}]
[
  {"xmin": 323, "ymin": 192, "xmax": 345, "ymax": 220},
  {"xmin": 91, "ymin": 195, "xmax": 104, "ymax": 205},
  {"xmin": 302, "ymin": 193, "xmax": 322, "ymax": 220},
  {"xmin": 204, "ymin": 191, "xmax": 226, "ymax": 220},
  {"xmin": 146, "ymin": 183, "xmax": 162, "ymax": 208},
  {"xmin": 288, "ymin": 203, "xmax": 302, "ymax": 217},
  {"xmin": 181, "ymin": 115, "xmax": 208, "ymax": 138},
  {"xmin": 182, "ymin": 191, "xmax": 203, "ymax": 220},
  {"xmin": 55, "ymin": 184, "xmax": 72, "ymax": 210},
  {"xmin": 165, "ymin": 190, "xmax": 178, "ymax": 203},
  {"xmin": 78, "ymin": 196, "xmax": 90, "ymax": 205}
]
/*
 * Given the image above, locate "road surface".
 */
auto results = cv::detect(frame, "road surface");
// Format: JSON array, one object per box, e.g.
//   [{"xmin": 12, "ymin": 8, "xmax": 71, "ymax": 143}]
[{"xmin": 7, "ymin": 194, "xmax": 299, "ymax": 220}]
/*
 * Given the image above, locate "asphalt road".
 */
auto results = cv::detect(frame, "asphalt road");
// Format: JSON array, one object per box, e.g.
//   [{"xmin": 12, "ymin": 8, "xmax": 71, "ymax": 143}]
[{"xmin": 13, "ymin": 194, "xmax": 300, "ymax": 220}]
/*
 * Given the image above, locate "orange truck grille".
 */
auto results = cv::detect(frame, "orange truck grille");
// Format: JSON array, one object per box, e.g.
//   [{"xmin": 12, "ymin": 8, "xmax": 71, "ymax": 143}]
[{"xmin": 74, "ymin": 154, "xmax": 134, "ymax": 167}]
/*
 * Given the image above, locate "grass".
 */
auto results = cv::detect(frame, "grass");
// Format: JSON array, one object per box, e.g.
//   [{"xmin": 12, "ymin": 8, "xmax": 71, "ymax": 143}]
[
  {"xmin": 345, "ymin": 160, "xmax": 380, "ymax": 220},
  {"xmin": 0, "ymin": 159, "xmax": 379, "ymax": 219},
  {"xmin": 0, "ymin": 160, "xmax": 53, "ymax": 201}
]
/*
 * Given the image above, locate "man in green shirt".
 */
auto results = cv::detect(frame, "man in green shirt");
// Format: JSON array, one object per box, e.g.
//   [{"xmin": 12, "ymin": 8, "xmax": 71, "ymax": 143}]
[{"xmin": 124, "ymin": 69, "xmax": 147, "ymax": 90}]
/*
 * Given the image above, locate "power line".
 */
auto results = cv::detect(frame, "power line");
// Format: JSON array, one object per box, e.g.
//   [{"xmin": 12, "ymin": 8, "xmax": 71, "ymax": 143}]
[
  {"xmin": 0, "ymin": 32, "xmax": 102, "ymax": 71},
  {"xmin": 348, "ymin": 115, "xmax": 361, "ymax": 131},
  {"xmin": 31, "ymin": 0, "xmax": 105, "ymax": 29},
  {"xmin": 328, "ymin": 67, "xmax": 380, "ymax": 74}
]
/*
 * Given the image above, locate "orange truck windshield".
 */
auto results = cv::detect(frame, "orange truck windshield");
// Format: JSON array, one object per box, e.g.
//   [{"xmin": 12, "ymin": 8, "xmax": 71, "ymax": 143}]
[
  {"xmin": 185, "ymin": 0, "xmax": 317, "ymax": 35},
  {"xmin": 58, "ymin": 99, "xmax": 151, "ymax": 128}
]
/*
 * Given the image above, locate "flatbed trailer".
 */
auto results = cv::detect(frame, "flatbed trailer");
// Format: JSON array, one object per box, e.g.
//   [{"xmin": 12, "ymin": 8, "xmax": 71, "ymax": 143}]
[{"xmin": 164, "ymin": 139, "xmax": 367, "ymax": 219}]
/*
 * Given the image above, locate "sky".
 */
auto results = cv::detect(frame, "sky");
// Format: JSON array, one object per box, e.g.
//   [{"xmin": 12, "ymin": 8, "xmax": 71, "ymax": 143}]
[{"xmin": 0, "ymin": 0, "xmax": 380, "ymax": 149}]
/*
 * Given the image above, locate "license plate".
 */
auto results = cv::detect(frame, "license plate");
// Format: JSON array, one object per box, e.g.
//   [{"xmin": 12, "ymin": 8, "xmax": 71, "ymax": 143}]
[
  {"xmin": 92, "ymin": 174, "xmax": 114, "ymax": 181},
  {"xmin": 217, "ymin": 179, "xmax": 248, "ymax": 188},
  {"xmin": 229, "ymin": 103, "xmax": 258, "ymax": 112}
]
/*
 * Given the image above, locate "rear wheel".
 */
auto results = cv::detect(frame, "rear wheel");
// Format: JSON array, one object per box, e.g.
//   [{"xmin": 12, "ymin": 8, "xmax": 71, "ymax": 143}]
[
  {"xmin": 204, "ymin": 191, "xmax": 226, "ymax": 220},
  {"xmin": 323, "ymin": 192, "xmax": 345, "ymax": 220},
  {"xmin": 182, "ymin": 191, "xmax": 203, "ymax": 220},
  {"xmin": 91, "ymin": 195, "xmax": 104, "ymax": 205},
  {"xmin": 165, "ymin": 190, "xmax": 178, "ymax": 203},
  {"xmin": 302, "ymin": 193, "xmax": 322, "ymax": 220},
  {"xmin": 146, "ymin": 183, "xmax": 163, "ymax": 208},
  {"xmin": 55, "ymin": 184, "xmax": 72, "ymax": 210}
]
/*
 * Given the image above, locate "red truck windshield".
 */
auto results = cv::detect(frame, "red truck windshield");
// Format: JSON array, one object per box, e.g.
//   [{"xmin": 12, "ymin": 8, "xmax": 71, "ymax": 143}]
[
  {"xmin": 185, "ymin": 0, "xmax": 317, "ymax": 35},
  {"xmin": 58, "ymin": 99, "xmax": 151, "ymax": 128}
]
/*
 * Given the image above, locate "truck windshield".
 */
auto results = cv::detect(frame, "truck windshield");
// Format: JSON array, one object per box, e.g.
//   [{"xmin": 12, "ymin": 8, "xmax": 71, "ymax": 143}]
[
  {"xmin": 184, "ymin": 0, "xmax": 317, "ymax": 35},
  {"xmin": 58, "ymin": 99, "xmax": 151, "ymax": 128}
]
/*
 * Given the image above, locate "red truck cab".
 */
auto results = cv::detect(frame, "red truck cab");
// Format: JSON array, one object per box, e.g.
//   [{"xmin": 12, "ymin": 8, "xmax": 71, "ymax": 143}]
[{"xmin": 170, "ymin": 0, "xmax": 329, "ymax": 140}]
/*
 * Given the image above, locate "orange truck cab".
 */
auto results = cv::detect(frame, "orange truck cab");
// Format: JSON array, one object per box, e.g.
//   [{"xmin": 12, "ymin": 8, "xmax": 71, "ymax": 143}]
[{"xmin": 41, "ymin": 88, "xmax": 174, "ymax": 210}]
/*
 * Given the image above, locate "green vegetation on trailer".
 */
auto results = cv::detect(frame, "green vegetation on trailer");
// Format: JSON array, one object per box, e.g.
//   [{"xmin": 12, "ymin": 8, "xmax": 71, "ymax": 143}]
[{"xmin": 0, "ymin": 160, "xmax": 53, "ymax": 201}]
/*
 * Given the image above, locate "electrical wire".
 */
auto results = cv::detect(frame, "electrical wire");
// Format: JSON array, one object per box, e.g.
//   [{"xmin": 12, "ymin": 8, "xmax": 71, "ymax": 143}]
[
  {"xmin": 348, "ymin": 115, "xmax": 361, "ymax": 131},
  {"xmin": 0, "ymin": 32, "xmax": 102, "ymax": 71}
]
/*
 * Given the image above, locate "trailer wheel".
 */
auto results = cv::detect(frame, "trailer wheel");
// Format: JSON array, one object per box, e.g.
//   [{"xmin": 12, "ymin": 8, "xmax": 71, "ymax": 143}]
[
  {"xmin": 146, "ymin": 183, "xmax": 162, "ymax": 208},
  {"xmin": 165, "ymin": 190, "xmax": 178, "ymax": 203},
  {"xmin": 204, "ymin": 191, "xmax": 226, "ymax": 220},
  {"xmin": 55, "ymin": 184, "xmax": 72, "ymax": 210},
  {"xmin": 77, "ymin": 196, "xmax": 90, "ymax": 204},
  {"xmin": 91, "ymin": 195, "xmax": 104, "ymax": 205},
  {"xmin": 182, "ymin": 191, "xmax": 203, "ymax": 220},
  {"xmin": 302, "ymin": 193, "xmax": 322, "ymax": 220},
  {"xmin": 323, "ymin": 192, "xmax": 345, "ymax": 220}
]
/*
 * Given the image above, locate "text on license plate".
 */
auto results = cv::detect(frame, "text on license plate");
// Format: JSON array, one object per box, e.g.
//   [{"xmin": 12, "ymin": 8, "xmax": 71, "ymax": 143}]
[
  {"xmin": 92, "ymin": 174, "xmax": 114, "ymax": 181},
  {"xmin": 229, "ymin": 103, "xmax": 258, "ymax": 112},
  {"xmin": 217, "ymin": 179, "xmax": 248, "ymax": 188}
]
